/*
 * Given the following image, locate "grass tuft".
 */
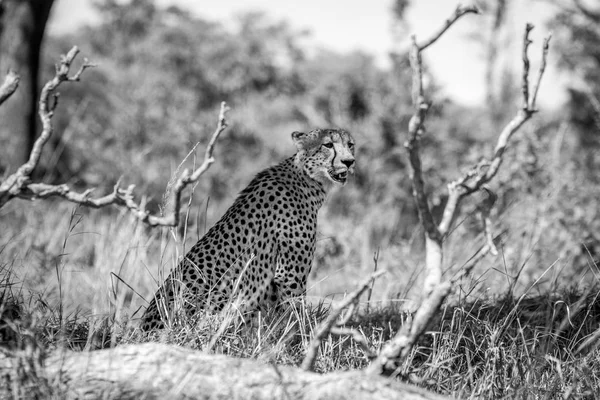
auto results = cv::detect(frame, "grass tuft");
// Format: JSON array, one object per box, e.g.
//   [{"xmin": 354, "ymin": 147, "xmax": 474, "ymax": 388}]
[{"xmin": 2, "ymin": 201, "xmax": 600, "ymax": 398}]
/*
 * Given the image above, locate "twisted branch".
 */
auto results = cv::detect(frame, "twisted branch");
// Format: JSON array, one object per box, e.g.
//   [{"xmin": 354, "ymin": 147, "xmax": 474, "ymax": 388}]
[
  {"xmin": 405, "ymin": 5, "xmax": 479, "ymax": 297},
  {"xmin": 0, "ymin": 47, "xmax": 230, "ymax": 228},
  {"xmin": 438, "ymin": 26, "xmax": 552, "ymax": 239},
  {"xmin": 417, "ymin": 5, "xmax": 479, "ymax": 51},
  {"xmin": 368, "ymin": 10, "xmax": 550, "ymax": 377}
]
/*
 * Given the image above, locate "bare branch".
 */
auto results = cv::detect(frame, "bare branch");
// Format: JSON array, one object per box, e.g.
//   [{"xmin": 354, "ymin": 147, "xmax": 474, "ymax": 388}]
[
  {"xmin": 406, "ymin": 41, "xmax": 439, "ymax": 245},
  {"xmin": 410, "ymin": 36, "xmax": 426, "ymax": 106},
  {"xmin": 190, "ymin": 102, "xmax": 230, "ymax": 182},
  {"xmin": 372, "ymin": 14, "xmax": 551, "ymax": 377},
  {"xmin": 0, "ymin": 47, "xmax": 230, "ymax": 228},
  {"xmin": 404, "ymin": 6, "xmax": 479, "ymax": 293},
  {"xmin": 0, "ymin": 70, "xmax": 20, "ymax": 106},
  {"xmin": 437, "ymin": 26, "xmax": 551, "ymax": 241},
  {"xmin": 27, "ymin": 46, "xmax": 94, "ymax": 178},
  {"xmin": 521, "ymin": 24, "xmax": 534, "ymax": 110},
  {"xmin": 437, "ymin": 160, "xmax": 488, "ymax": 236},
  {"xmin": 417, "ymin": 5, "xmax": 480, "ymax": 51},
  {"xmin": 5, "ymin": 103, "xmax": 229, "ymax": 226},
  {"xmin": 149, "ymin": 101, "xmax": 230, "ymax": 227},
  {"xmin": 530, "ymin": 35, "xmax": 552, "ymax": 111},
  {"xmin": 301, "ymin": 270, "xmax": 385, "ymax": 372},
  {"xmin": 0, "ymin": 46, "xmax": 95, "ymax": 206},
  {"xmin": 69, "ymin": 57, "xmax": 97, "ymax": 81},
  {"xmin": 405, "ymin": 8, "xmax": 477, "ymax": 296},
  {"xmin": 367, "ymin": 282, "xmax": 452, "ymax": 376},
  {"xmin": 437, "ymin": 181, "xmax": 462, "ymax": 237},
  {"xmin": 480, "ymin": 27, "xmax": 550, "ymax": 185}
]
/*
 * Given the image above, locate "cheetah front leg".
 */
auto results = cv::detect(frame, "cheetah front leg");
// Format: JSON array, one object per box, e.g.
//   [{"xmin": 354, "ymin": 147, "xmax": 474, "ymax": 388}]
[{"xmin": 267, "ymin": 238, "xmax": 315, "ymax": 307}]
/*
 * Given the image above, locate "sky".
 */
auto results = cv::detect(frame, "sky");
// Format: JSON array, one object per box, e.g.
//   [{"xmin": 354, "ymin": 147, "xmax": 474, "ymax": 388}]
[{"xmin": 48, "ymin": 0, "xmax": 564, "ymax": 107}]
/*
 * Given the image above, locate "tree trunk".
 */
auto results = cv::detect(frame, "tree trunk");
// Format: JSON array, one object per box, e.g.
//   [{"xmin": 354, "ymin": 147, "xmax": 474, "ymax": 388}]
[
  {"xmin": 1, "ymin": 343, "xmax": 452, "ymax": 400},
  {"xmin": 0, "ymin": 0, "xmax": 54, "ymax": 174}
]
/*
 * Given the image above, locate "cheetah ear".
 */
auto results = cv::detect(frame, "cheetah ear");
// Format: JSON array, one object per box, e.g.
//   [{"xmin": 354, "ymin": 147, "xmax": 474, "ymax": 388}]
[{"xmin": 291, "ymin": 131, "xmax": 308, "ymax": 150}]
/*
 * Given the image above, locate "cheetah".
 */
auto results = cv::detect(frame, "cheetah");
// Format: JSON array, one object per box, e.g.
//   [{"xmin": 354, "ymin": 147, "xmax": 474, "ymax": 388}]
[{"xmin": 140, "ymin": 128, "xmax": 355, "ymax": 331}]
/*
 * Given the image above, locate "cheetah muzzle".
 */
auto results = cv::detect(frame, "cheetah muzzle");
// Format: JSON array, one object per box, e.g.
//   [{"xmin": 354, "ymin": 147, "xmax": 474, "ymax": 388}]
[
  {"xmin": 140, "ymin": 128, "xmax": 356, "ymax": 332},
  {"xmin": 329, "ymin": 169, "xmax": 348, "ymax": 184}
]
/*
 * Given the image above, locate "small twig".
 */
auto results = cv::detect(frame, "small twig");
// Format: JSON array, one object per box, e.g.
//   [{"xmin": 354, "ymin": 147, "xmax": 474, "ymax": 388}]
[
  {"xmin": 0, "ymin": 70, "xmax": 20, "ymax": 106},
  {"xmin": 145, "ymin": 101, "xmax": 230, "ymax": 227},
  {"xmin": 530, "ymin": 35, "xmax": 551, "ymax": 111},
  {"xmin": 301, "ymin": 270, "xmax": 385, "ymax": 372},
  {"xmin": 416, "ymin": 5, "xmax": 480, "ymax": 51},
  {"xmin": 330, "ymin": 326, "xmax": 377, "ymax": 360},
  {"xmin": 366, "ymin": 249, "xmax": 380, "ymax": 313},
  {"xmin": 479, "ymin": 29, "xmax": 550, "ymax": 186},
  {"xmin": 521, "ymin": 23, "xmax": 534, "ymax": 111},
  {"xmin": 410, "ymin": 36, "xmax": 426, "ymax": 106}
]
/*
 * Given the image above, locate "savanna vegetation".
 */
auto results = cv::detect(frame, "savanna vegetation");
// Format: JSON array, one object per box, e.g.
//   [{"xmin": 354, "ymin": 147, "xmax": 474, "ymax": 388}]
[{"xmin": 1, "ymin": 0, "xmax": 600, "ymax": 398}]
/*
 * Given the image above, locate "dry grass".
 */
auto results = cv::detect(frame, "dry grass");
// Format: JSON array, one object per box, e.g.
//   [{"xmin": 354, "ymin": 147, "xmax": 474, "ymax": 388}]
[{"xmin": 2, "ymin": 196, "xmax": 600, "ymax": 399}]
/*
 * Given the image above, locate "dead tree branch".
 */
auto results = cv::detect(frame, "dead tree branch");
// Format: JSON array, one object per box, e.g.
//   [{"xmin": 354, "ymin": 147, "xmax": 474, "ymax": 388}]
[
  {"xmin": 438, "ymin": 28, "xmax": 551, "ymax": 241},
  {"xmin": 301, "ymin": 270, "xmax": 385, "ymax": 372},
  {"xmin": 0, "ymin": 46, "xmax": 230, "ymax": 228},
  {"xmin": 367, "ymin": 282, "xmax": 451, "ymax": 376},
  {"xmin": 368, "ymin": 10, "xmax": 550, "ymax": 377},
  {"xmin": 416, "ymin": 5, "xmax": 480, "ymax": 51},
  {"xmin": 0, "ymin": 70, "xmax": 19, "ymax": 106},
  {"xmin": 406, "ymin": 4, "xmax": 479, "ymax": 297},
  {"xmin": 0, "ymin": 343, "xmax": 452, "ymax": 400}
]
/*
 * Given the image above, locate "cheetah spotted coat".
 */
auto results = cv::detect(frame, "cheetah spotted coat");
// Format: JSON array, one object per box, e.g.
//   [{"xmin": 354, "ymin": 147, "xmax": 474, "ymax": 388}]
[{"xmin": 140, "ymin": 128, "xmax": 355, "ymax": 331}]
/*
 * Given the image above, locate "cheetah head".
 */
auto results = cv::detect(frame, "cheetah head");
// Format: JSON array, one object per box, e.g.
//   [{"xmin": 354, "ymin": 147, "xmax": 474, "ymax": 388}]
[{"xmin": 292, "ymin": 128, "xmax": 355, "ymax": 187}]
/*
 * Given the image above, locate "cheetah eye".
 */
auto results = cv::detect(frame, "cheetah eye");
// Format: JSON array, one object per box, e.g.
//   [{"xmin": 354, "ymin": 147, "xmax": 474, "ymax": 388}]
[{"xmin": 322, "ymin": 142, "xmax": 334, "ymax": 149}]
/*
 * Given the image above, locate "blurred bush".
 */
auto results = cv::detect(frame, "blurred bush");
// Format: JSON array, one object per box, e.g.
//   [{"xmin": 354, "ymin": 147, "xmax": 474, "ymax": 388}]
[{"xmin": 22, "ymin": 0, "xmax": 600, "ymax": 300}]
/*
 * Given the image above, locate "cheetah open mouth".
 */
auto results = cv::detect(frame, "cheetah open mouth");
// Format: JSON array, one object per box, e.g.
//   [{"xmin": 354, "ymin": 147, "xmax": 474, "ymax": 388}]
[{"xmin": 329, "ymin": 170, "xmax": 348, "ymax": 183}]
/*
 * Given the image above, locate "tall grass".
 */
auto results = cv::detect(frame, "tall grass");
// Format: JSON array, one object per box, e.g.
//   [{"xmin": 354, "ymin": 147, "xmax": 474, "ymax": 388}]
[{"xmin": 2, "ymin": 196, "xmax": 600, "ymax": 398}]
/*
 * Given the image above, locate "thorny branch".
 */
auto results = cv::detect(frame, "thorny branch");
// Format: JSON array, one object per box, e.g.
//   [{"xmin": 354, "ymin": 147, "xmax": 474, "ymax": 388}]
[
  {"xmin": 0, "ymin": 46, "xmax": 230, "ymax": 228},
  {"xmin": 368, "ymin": 7, "xmax": 551, "ymax": 377},
  {"xmin": 301, "ymin": 270, "xmax": 385, "ymax": 372}
]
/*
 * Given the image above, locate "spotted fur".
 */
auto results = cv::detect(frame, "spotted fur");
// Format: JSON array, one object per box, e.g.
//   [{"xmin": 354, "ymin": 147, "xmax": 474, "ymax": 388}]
[{"xmin": 140, "ymin": 128, "xmax": 355, "ymax": 331}]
